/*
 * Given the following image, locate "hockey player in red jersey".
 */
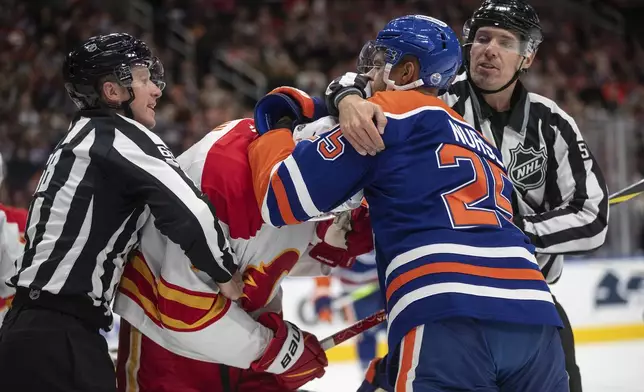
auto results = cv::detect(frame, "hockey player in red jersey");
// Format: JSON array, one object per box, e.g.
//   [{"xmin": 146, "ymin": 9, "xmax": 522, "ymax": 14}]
[
  {"xmin": 0, "ymin": 157, "xmax": 28, "ymax": 325},
  {"xmin": 248, "ymin": 15, "xmax": 567, "ymax": 392},
  {"xmin": 0, "ymin": 205, "xmax": 27, "ymax": 325},
  {"xmin": 114, "ymin": 98, "xmax": 372, "ymax": 392}
]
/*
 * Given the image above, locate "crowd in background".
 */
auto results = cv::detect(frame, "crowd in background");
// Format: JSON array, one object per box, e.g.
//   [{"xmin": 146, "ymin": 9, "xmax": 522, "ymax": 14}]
[{"xmin": 0, "ymin": 0, "xmax": 643, "ymax": 252}]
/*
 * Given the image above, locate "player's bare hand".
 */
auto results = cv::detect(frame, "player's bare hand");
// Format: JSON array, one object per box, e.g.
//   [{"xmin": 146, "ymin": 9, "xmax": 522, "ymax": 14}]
[
  {"xmin": 217, "ymin": 271, "xmax": 244, "ymax": 300},
  {"xmin": 338, "ymin": 95, "xmax": 387, "ymax": 156}
]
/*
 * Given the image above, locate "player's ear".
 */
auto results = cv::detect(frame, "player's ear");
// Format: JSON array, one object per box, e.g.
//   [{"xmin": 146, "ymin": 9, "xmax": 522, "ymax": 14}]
[
  {"xmin": 400, "ymin": 56, "xmax": 419, "ymax": 85},
  {"xmin": 101, "ymin": 79, "xmax": 125, "ymax": 104}
]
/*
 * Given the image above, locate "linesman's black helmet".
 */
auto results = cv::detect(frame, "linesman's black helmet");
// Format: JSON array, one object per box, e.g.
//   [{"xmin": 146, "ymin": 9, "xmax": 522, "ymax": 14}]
[
  {"xmin": 463, "ymin": 0, "xmax": 543, "ymax": 49},
  {"xmin": 63, "ymin": 33, "xmax": 165, "ymax": 115},
  {"xmin": 462, "ymin": 0, "xmax": 543, "ymax": 94}
]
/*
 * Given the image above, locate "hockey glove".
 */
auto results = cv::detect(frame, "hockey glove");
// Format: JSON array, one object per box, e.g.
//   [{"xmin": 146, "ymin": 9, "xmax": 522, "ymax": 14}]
[
  {"xmin": 309, "ymin": 212, "xmax": 354, "ymax": 269},
  {"xmin": 325, "ymin": 72, "xmax": 372, "ymax": 116},
  {"xmin": 308, "ymin": 206, "xmax": 374, "ymax": 269},
  {"xmin": 251, "ymin": 312, "xmax": 328, "ymax": 390},
  {"xmin": 254, "ymin": 86, "xmax": 328, "ymax": 136},
  {"xmin": 357, "ymin": 356, "xmax": 393, "ymax": 392},
  {"xmin": 346, "ymin": 206, "xmax": 374, "ymax": 258}
]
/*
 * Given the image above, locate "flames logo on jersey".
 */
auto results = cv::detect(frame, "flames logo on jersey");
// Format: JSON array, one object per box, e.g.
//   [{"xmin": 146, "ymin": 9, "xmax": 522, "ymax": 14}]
[{"xmin": 240, "ymin": 249, "xmax": 300, "ymax": 312}]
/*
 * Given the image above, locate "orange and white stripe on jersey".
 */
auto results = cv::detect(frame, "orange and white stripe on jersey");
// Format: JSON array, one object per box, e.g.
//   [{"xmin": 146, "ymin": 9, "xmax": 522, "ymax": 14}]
[
  {"xmin": 395, "ymin": 325, "xmax": 424, "ymax": 392},
  {"xmin": 248, "ymin": 128, "xmax": 303, "ymax": 225},
  {"xmin": 383, "ymin": 242, "xmax": 549, "ymax": 330}
]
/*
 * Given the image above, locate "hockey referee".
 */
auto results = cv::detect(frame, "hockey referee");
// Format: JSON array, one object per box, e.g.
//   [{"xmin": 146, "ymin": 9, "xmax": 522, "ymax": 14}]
[
  {"xmin": 0, "ymin": 33, "xmax": 241, "ymax": 392},
  {"xmin": 325, "ymin": 1, "xmax": 609, "ymax": 391}
]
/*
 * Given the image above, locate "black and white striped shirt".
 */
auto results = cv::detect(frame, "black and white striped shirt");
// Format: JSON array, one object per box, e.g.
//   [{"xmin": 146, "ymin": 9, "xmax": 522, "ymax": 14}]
[
  {"xmin": 443, "ymin": 71, "xmax": 609, "ymax": 282},
  {"xmin": 10, "ymin": 109, "xmax": 237, "ymax": 326}
]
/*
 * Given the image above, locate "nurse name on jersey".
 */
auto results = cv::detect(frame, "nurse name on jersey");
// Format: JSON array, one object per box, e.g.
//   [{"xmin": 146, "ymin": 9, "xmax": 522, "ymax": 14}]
[{"xmin": 447, "ymin": 119, "xmax": 504, "ymax": 169}]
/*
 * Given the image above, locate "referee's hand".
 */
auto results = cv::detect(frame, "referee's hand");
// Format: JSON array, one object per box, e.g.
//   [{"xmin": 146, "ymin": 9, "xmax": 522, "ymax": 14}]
[
  {"xmin": 337, "ymin": 94, "xmax": 386, "ymax": 156},
  {"xmin": 217, "ymin": 271, "xmax": 244, "ymax": 300}
]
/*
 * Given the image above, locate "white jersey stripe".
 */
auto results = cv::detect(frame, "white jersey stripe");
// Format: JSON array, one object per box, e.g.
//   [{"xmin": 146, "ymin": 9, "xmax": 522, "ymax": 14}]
[
  {"xmin": 387, "ymin": 282, "xmax": 555, "ymax": 329},
  {"xmin": 47, "ymin": 132, "xmax": 96, "ymax": 294},
  {"xmin": 385, "ymin": 243, "xmax": 537, "ymax": 280},
  {"xmin": 283, "ymin": 156, "xmax": 323, "ymax": 218}
]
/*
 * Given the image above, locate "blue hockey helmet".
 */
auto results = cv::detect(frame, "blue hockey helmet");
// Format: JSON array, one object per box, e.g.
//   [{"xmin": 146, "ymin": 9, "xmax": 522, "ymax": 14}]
[{"xmin": 357, "ymin": 15, "xmax": 462, "ymax": 91}]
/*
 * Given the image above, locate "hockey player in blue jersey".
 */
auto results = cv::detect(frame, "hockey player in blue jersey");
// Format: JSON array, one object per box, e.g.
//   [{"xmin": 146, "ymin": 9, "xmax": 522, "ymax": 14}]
[{"xmin": 248, "ymin": 15, "xmax": 567, "ymax": 392}]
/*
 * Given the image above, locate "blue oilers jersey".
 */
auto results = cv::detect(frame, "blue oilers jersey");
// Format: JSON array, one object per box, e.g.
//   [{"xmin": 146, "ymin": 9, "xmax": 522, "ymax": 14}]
[{"xmin": 248, "ymin": 90, "xmax": 562, "ymax": 349}]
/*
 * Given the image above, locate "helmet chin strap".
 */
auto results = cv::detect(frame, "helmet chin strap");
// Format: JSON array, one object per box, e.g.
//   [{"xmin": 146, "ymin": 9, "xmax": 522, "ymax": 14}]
[
  {"xmin": 97, "ymin": 85, "xmax": 136, "ymax": 119},
  {"xmin": 382, "ymin": 63, "xmax": 425, "ymax": 91},
  {"xmin": 120, "ymin": 87, "xmax": 136, "ymax": 119}
]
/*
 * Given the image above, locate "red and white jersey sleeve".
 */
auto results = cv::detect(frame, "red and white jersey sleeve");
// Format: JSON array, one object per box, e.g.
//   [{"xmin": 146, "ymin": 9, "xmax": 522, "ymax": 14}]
[
  {"xmin": 0, "ymin": 204, "xmax": 27, "ymax": 323},
  {"xmin": 113, "ymin": 119, "xmax": 317, "ymax": 368}
]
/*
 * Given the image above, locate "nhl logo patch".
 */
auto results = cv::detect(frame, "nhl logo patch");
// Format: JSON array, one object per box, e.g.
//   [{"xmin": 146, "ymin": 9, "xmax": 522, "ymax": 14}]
[{"xmin": 508, "ymin": 144, "xmax": 547, "ymax": 191}]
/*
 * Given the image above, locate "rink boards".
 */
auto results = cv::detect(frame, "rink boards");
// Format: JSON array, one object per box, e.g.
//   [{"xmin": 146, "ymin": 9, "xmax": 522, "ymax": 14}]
[{"xmin": 279, "ymin": 257, "xmax": 644, "ymax": 362}]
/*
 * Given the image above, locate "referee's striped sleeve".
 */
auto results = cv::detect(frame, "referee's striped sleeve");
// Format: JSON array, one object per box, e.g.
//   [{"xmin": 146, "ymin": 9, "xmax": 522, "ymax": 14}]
[
  {"xmin": 106, "ymin": 115, "xmax": 237, "ymax": 283},
  {"xmin": 519, "ymin": 98, "xmax": 609, "ymax": 254}
]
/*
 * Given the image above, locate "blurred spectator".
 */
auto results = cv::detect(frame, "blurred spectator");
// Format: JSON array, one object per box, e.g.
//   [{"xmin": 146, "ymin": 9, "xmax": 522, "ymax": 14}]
[{"xmin": 0, "ymin": 0, "xmax": 642, "ymax": 221}]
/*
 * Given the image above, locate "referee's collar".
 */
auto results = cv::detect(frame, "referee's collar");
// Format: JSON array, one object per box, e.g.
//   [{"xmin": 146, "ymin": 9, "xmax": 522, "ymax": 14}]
[
  {"xmin": 475, "ymin": 80, "xmax": 529, "ymax": 133},
  {"xmin": 72, "ymin": 109, "xmax": 119, "ymax": 122}
]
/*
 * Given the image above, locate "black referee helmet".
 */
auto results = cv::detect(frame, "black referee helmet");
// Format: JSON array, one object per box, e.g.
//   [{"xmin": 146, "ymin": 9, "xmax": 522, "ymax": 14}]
[
  {"xmin": 462, "ymin": 0, "xmax": 543, "ymax": 94},
  {"xmin": 63, "ymin": 33, "xmax": 165, "ymax": 117}
]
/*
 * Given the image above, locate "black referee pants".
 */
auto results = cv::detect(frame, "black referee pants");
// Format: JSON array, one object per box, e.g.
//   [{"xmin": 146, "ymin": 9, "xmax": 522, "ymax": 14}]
[
  {"xmin": 554, "ymin": 296, "xmax": 583, "ymax": 392},
  {"xmin": 0, "ymin": 305, "xmax": 116, "ymax": 392}
]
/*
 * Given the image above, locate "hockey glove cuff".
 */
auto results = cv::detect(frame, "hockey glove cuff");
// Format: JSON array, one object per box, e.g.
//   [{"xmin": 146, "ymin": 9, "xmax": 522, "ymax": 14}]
[
  {"xmin": 325, "ymin": 72, "xmax": 372, "ymax": 116},
  {"xmin": 252, "ymin": 312, "xmax": 328, "ymax": 390},
  {"xmin": 346, "ymin": 206, "xmax": 374, "ymax": 258},
  {"xmin": 308, "ymin": 213, "xmax": 354, "ymax": 269},
  {"xmin": 309, "ymin": 206, "xmax": 373, "ymax": 269}
]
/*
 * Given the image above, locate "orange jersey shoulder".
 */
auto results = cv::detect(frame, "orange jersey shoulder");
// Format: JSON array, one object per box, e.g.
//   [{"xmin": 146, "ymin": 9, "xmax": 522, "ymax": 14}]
[{"xmin": 369, "ymin": 90, "xmax": 465, "ymax": 122}]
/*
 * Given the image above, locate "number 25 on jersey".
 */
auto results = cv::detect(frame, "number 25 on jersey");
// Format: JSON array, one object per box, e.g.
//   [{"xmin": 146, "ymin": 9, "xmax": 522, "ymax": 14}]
[{"xmin": 437, "ymin": 144, "xmax": 513, "ymax": 229}]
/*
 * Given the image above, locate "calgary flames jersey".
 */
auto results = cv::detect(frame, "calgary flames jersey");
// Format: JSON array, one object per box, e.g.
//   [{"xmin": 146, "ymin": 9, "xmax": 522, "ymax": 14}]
[
  {"xmin": 0, "ymin": 204, "xmax": 27, "ymax": 324},
  {"xmin": 113, "ymin": 119, "xmax": 325, "ymax": 368}
]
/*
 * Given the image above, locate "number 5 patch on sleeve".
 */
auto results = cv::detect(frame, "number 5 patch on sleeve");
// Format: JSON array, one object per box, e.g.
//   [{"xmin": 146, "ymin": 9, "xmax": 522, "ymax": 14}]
[
  {"xmin": 317, "ymin": 127, "xmax": 346, "ymax": 161},
  {"xmin": 577, "ymin": 141, "xmax": 591, "ymax": 160}
]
